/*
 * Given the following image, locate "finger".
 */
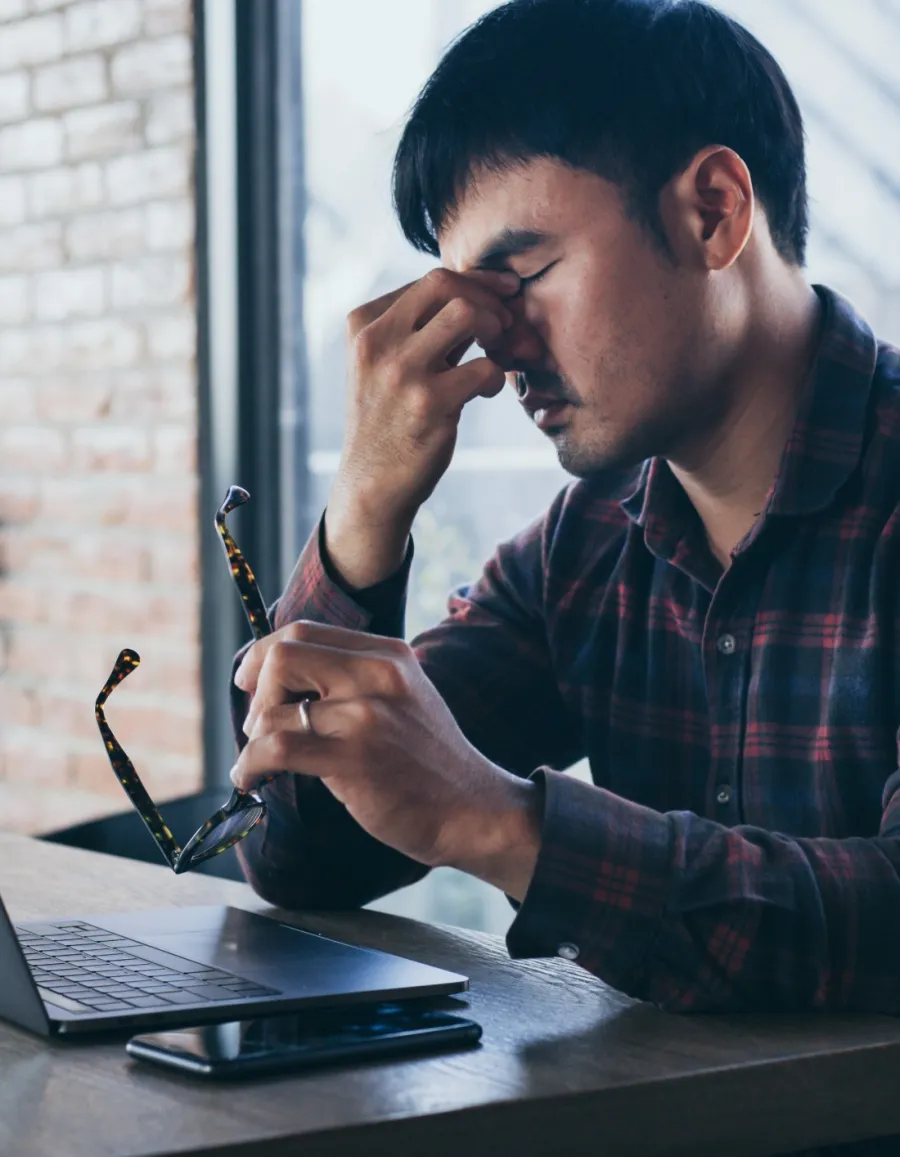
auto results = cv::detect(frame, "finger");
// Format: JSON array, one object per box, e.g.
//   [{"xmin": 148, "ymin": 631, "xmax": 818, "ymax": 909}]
[
  {"xmin": 246, "ymin": 696, "xmax": 365, "ymax": 743},
  {"xmin": 348, "ymin": 269, "xmax": 518, "ymax": 343},
  {"xmin": 385, "ymin": 268, "xmax": 520, "ymax": 340},
  {"xmin": 347, "ymin": 280, "xmax": 418, "ymax": 339},
  {"xmin": 235, "ymin": 619, "xmax": 397, "ymax": 691},
  {"xmin": 242, "ymin": 639, "xmax": 401, "ymax": 736},
  {"xmin": 408, "ymin": 298, "xmax": 509, "ymax": 369},
  {"xmin": 435, "ymin": 355, "xmax": 507, "ymax": 409},
  {"xmin": 230, "ymin": 727, "xmax": 334, "ymax": 793}
]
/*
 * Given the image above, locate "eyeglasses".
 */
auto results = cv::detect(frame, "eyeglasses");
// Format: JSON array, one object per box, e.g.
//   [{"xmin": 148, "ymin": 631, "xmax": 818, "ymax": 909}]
[{"xmin": 95, "ymin": 486, "xmax": 273, "ymax": 874}]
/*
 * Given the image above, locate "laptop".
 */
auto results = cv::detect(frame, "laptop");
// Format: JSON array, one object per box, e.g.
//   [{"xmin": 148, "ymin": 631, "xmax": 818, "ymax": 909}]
[{"xmin": 0, "ymin": 895, "xmax": 467, "ymax": 1036}]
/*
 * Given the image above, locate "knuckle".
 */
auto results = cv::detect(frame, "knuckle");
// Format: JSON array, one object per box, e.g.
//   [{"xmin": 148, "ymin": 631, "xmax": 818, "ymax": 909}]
[
  {"xmin": 268, "ymin": 639, "xmax": 296, "ymax": 677},
  {"xmin": 346, "ymin": 305, "xmax": 370, "ymax": 341},
  {"xmin": 254, "ymin": 707, "xmax": 279, "ymax": 735},
  {"xmin": 385, "ymin": 636, "xmax": 413, "ymax": 659},
  {"xmin": 424, "ymin": 267, "xmax": 453, "ymax": 293},
  {"xmin": 348, "ymin": 697, "xmax": 380, "ymax": 731},
  {"xmin": 404, "ymin": 386, "xmax": 433, "ymax": 426},
  {"xmin": 284, "ymin": 620, "xmax": 312, "ymax": 643},
  {"xmin": 381, "ymin": 356, "xmax": 408, "ymax": 393},
  {"xmin": 352, "ymin": 324, "xmax": 377, "ymax": 364},
  {"xmin": 372, "ymin": 656, "xmax": 410, "ymax": 697}
]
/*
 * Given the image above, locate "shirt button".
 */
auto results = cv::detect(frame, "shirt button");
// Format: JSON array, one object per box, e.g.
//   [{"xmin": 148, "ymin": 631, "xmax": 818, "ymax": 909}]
[
  {"xmin": 557, "ymin": 942, "xmax": 580, "ymax": 962},
  {"xmin": 716, "ymin": 633, "xmax": 737, "ymax": 655},
  {"xmin": 716, "ymin": 785, "xmax": 732, "ymax": 805}
]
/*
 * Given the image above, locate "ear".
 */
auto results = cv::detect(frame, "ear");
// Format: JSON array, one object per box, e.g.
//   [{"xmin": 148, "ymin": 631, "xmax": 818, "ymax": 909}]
[{"xmin": 658, "ymin": 146, "xmax": 754, "ymax": 271}]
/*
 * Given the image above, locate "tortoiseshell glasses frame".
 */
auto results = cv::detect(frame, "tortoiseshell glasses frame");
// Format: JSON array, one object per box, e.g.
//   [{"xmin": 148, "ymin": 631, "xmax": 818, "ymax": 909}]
[{"xmin": 94, "ymin": 486, "xmax": 273, "ymax": 874}]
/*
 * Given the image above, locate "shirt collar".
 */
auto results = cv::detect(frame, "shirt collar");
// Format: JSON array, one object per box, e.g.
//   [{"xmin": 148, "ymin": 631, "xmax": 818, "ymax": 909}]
[{"xmin": 621, "ymin": 285, "xmax": 879, "ymax": 532}]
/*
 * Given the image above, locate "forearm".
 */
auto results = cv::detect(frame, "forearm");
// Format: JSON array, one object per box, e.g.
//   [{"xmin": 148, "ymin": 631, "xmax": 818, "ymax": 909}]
[{"xmin": 508, "ymin": 769, "xmax": 900, "ymax": 1013}]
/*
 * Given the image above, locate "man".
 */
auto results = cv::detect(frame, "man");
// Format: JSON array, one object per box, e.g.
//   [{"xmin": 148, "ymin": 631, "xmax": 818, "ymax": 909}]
[{"xmin": 230, "ymin": 0, "xmax": 900, "ymax": 1022}]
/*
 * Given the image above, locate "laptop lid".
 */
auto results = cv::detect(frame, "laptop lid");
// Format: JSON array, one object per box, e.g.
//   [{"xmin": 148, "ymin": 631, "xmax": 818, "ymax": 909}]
[{"xmin": 0, "ymin": 896, "xmax": 51, "ymax": 1037}]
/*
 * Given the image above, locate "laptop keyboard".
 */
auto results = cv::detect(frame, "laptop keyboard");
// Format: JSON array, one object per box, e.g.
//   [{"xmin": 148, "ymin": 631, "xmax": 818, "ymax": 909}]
[{"xmin": 15, "ymin": 920, "xmax": 280, "ymax": 1015}]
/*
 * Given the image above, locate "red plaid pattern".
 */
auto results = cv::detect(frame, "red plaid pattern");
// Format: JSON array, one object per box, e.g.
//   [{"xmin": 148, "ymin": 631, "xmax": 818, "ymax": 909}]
[{"xmin": 234, "ymin": 286, "xmax": 900, "ymax": 1015}]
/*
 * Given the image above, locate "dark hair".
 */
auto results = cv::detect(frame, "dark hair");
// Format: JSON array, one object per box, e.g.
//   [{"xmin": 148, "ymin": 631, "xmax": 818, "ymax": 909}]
[{"xmin": 393, "ymin": 0, "xmax": 808, "ymax": 265}]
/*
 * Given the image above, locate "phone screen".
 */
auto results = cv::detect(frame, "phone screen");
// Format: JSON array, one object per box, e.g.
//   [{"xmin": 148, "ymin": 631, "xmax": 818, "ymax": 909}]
[{"xmin": 126, "ymin": 1002, "xmax": 482, "ymax": 1078}]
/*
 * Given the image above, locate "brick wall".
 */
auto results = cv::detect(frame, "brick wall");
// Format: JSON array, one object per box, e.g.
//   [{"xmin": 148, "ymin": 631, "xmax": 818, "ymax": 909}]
[{"xmin": 0, "ymin": 0, "xmax": 202, "ymax": 834}]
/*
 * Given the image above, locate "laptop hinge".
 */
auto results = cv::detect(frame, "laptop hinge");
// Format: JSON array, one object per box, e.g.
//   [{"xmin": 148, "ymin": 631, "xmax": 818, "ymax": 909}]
[{"xmin": 0, "ymin": 897, "xmax": 53, "ymax": 1036}]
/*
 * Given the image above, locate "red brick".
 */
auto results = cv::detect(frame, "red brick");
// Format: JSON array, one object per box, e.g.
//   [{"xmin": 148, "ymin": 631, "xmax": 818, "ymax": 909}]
[
  {"xmin": 0, "ymin": 425, "xmax": 68, "ymax": 473},
  {"xmin": 125, "ymin": 474, "xmax": 198, "ymax": 533},
  {"xmin": 37, "ymin": 377, "xmax": 113, "ymax": 422},
  {"xmin": 5, "ymin": 627, "xmax": 66, "ymax": 679},
  {"xmin": 41, "ymin": 476, "xmax": 132, "ymax": 527},
  {"xmin": 105, "ymin": 702, "xmax": 201, "ymax": 759},
  {"xmin": 0, "ymin": 478, "xmax": 40, "ymax": 522},
  {"xmin": 70, "ymin": 425, "xmax": 152, "ymax": 472},
  {"xmin": 150, "ymin": 535, "xmax": 199, "ymax": 585},
  {"xmin": 0, "ymin": 686, "xmax": 40, "ymax": 728},
  {"xmin": 3, "ymin": 730, "xmax": 70, "ymax": 788},
  {"xmin": 0, "ymin": 379, "xmax": 37, "ymax": 422},
  {"xmin": 38, "ymin": 693, "xmax": 98, "ymax": 744},
  {"xmin": 68, "ymin": 751, "xmax": 127, "ymax": 799},
  {"xmin": 0, "ymin": 580, "xmax": 46, "ymax": 624},
  {"xmin": 1, "ymin": 0, "xmax": 201, "ymax": 834},
  {"xmin": 71, "ymin": 747, "xmax": 201, "ymax": 800}
]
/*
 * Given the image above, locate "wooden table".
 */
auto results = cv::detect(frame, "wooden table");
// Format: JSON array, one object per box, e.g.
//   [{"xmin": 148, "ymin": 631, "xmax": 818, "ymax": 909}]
[{"xmin": 2, "ymin": 835, "xmax": 900, "ymax": 1157}]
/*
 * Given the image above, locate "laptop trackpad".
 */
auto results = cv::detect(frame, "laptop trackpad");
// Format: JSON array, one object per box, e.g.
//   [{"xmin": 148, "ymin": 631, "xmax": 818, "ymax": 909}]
[{"xmin": 94, "ymin": 906, "xmax": 444, "ymax": 995}]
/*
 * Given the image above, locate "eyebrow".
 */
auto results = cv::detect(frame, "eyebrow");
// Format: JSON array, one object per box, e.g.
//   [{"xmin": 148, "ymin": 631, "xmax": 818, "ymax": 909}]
[{"xmin": 472, "ymin": 228, "xmax": 551, "ymax": 271}]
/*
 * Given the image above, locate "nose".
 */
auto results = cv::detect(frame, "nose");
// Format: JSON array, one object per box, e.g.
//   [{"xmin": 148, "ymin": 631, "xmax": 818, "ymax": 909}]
[{"xmin": 481, "ymin": 310, "xmax": 545, "ymax": 373}]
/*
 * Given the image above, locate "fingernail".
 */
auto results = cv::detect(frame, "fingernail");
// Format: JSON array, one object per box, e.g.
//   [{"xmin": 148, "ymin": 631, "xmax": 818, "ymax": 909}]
[
  {"xmin": 234, "ymin": 661, "xmax": 247, "ymax": 690},
  {"xmin": 229, "ymin": 765, "xmax": 240, "ymax": 786}
]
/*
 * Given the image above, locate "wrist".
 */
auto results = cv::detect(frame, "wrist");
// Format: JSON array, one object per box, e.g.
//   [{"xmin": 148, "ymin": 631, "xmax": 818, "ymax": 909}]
[
  {"xmin": 323, "ymin": 488, "xmax": 413, "ymax": 592},
  {"xmin": 443, "ymin": 766, "xmax": 543, "ymax": 902}
]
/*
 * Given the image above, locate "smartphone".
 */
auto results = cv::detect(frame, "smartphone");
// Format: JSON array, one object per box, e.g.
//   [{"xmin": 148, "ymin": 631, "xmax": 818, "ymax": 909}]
[{"xmin": 126, "ymin": 1002, "xmax": 482, "ymax": 1079}]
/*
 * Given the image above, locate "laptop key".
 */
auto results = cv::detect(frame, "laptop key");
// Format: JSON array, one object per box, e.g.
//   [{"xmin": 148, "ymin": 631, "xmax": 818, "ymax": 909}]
[
  {"xmin": 120, "ymin": 994, "xmax": 174, "ymax": 1008},
  {"xmin": 156, "ymin": 989, "xmax": 203, "ymax": 1004},
  {"xmin": 86, "ymin": 1000, "xmax": 133, "ymax": 1011},
  {"xmin": 180, "ymin": 985, "xmax": 239, "ymax": 1002},
  {"xmin": 118, "ymin": 944, "xmax": 212, "ymax": 973},
  {"xmin": 37, "ymin": 987, "xmax": 90, "ymax": 1013}
]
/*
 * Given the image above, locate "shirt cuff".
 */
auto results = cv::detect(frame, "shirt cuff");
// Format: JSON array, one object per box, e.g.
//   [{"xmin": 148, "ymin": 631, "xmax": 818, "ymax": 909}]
[
  {"xmin": 274, "ymin": 516, "xmax": 373, "ymax": 632},
  {"xmin": 506, "ymin": 768, "xmax": 674, "ymax": 994},
  {"xmin": 274, "ymin": 514, "xmax": 414, "ymax": 638}
]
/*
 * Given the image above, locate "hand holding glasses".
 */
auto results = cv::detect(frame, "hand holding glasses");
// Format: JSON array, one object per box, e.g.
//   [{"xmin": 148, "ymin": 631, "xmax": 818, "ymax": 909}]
[{"xmin": 94, "ymin": 486, "xmax": 276, "ymax": 874}]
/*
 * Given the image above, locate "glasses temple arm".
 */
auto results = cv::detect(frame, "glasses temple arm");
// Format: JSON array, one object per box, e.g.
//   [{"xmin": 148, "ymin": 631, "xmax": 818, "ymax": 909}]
[{"xmin": 95, "ymin": 704, "xmax": 182, "ymax": 870}]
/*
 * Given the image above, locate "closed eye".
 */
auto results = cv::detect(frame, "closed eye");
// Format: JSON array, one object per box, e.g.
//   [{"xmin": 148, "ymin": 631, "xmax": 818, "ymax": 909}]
[{"xmin": 513, "ymin": 260, "xmax": 558, "ymax": 295}]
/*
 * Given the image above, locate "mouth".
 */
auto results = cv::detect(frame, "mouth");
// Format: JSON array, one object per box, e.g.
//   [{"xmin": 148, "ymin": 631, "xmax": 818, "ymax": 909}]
[{"xmin": 532, "ymin": 401, "xmax": 572, "ymax": 432}]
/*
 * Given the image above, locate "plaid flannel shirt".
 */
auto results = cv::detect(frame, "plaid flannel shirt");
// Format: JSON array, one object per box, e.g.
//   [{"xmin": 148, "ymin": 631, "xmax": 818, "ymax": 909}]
[{"xmin": 233, "ymin": 285, "xmax": 900, "ymax": 1016}]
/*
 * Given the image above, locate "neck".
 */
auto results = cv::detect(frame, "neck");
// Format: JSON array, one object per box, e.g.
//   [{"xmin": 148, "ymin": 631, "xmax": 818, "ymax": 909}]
[{"xmin": 669, "ymin": 271, "xmax": 821, "ymax": 569}]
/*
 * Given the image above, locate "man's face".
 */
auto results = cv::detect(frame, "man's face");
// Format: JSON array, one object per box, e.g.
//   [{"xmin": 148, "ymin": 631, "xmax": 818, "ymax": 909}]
[{"xmin": 439, "ymin": 158, "xmax": 733, "ymax": 477}]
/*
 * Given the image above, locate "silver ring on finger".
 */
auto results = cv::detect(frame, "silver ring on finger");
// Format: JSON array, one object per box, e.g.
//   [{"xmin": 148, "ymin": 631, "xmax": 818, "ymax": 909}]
[{"xmin": 298, "ymin": 697, "xmax": 314, "ymax": 736}]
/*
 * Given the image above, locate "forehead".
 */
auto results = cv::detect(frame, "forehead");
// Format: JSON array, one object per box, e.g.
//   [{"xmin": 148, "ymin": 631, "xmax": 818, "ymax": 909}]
[{"xmin": 438, "ymin": 157, "xmax": 622, "ymax": 272}]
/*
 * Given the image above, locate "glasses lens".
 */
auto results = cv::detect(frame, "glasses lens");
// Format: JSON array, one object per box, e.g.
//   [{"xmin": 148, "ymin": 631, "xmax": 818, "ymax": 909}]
[{"xmin": 180, "ymin": 803, "xmax": 265, "ymax": 869}]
